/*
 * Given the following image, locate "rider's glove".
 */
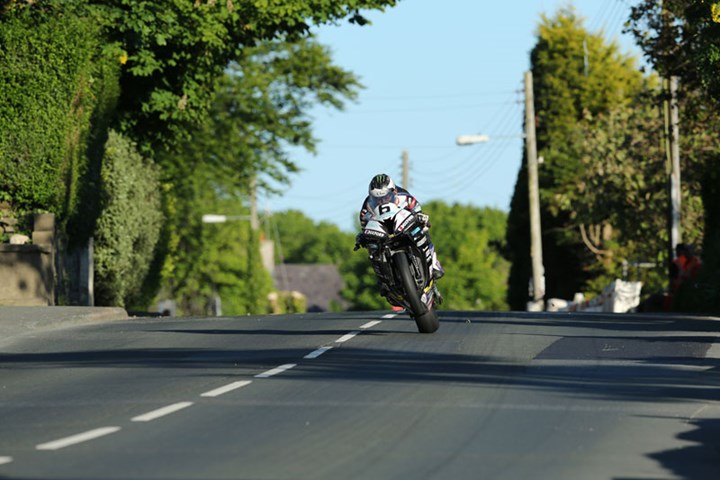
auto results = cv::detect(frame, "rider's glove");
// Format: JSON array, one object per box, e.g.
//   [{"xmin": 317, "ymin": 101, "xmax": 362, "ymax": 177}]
[
  {"xmin": 354, "ymin": 233, "xmax": 363, "ymax": 251},
  {"xmin": 416, "ymin": 213, "xmax": 430, "ymax": 227}
]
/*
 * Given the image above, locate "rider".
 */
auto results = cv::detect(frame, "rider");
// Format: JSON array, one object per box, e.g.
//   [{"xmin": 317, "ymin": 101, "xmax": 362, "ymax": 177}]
[{"xmin": 359, "ymin": 173, "xmax": 445, "ymax": 280}]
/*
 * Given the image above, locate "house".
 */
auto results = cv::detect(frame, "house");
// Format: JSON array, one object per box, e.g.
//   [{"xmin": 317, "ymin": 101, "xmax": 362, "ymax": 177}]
[{"xmin": 272, "ymin": 264, "xmax": 347, "ymax": 312}]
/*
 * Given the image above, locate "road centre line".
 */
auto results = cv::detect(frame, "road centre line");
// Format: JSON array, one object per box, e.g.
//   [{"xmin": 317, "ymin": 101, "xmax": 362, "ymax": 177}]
[
  {"xmin": 25, "ymin": 319, "xmax": 388, "ymax": 461},
  {"xmin": 335, "ymin": 331, "xmax": 360, "ymax": 343},
  {"xmin": 360, "ymin": 320, "xmax": 383, "ymax": 329},
  {"xmin": 304, "ymin": 346, "xmax": 333, "ymax": 359},
  {"xmin": 131, "ymin": 402, "xmax": 194, "ymax": 422},
  {"xmin": 201, "ymin": 380, "xmax": 253, "ymax": 398},
  {"xmin": 0, "ymin": 457, "xmax": 12, "ymax": 466},
  {"xmin": 36, "ymin": 427, "xmax": 121, "ymax": 451},
  {"xmin": 381, "ymin": 313, "xmax": 399, "ymax": 319},
  {"xmin": 255, "ymin": 364, "xmax": 297, "ymax": 378}
]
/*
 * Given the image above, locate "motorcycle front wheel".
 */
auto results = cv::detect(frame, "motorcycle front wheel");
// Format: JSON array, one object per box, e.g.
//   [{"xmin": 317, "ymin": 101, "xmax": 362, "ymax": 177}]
[{"xmin": 392, "ymin": 252, "xmax": 439, "ymax": 334}]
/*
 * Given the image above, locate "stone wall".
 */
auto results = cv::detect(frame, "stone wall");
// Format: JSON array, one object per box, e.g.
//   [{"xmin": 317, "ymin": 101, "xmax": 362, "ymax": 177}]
[{"xmin": 0, "ymin": 212, "xmax": 56, "ymax": 306}]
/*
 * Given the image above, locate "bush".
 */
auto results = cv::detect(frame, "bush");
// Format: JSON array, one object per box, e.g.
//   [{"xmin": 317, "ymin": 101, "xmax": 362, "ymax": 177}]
[
  {"xmin": 94, "ymin": 131, "xmax": 163, "ymax": 307},
  {"xmin": 0, "ymin": 2, "xmax": 120, "ymax": 241}
]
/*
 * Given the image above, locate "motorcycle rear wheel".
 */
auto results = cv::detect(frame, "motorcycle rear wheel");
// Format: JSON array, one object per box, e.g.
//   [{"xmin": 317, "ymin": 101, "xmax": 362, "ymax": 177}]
[{"xmin": 393, "ymin": 252, "xmax": 439, "ymax": 333}]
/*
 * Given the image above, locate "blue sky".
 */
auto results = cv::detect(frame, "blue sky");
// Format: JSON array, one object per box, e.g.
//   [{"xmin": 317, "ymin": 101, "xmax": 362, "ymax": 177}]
[{"xmin": 260, "ymin": 0, "xmax": 642, "ymax": 233}]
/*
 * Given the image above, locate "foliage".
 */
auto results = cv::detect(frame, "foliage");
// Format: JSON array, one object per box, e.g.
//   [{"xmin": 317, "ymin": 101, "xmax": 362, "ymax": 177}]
[
  {"xmin": 340, "ymin": 201, "xmax": 510, "ymax": 311},
  {"xmin": 0, "ymin": 1, "xmax": 120, "ymax": 240},
  {"xmin": 571, "ymin": 99, "xmax": 669, "ymax": 294},
  {"xmin": 155, "ymin": 36, "xmax": 361, "ymax": 314},
  {"xmin": 424, "ymin": 202, "xmax": 509, "ymax": 311},
  {"xmin": 192, "ymin": 37, "xmax": 361, "ymax": 195},
  {"xmin": 2, "ymin": 0, "xmax": 396, "ymax": 308},
  {"xmin": 94, "ymin": 131, "xmax": 162, "ymax": 307},
  {"xmin": 268, "ymin": 291, "xmax": 308, "ymax": 314},
  {"xmin": 49, "ymin": 0, "xmax": 396, "ymax": 153},
  {"xmin": 628, "ymin": 0, "xmax": 720, "ymax": 313},
  {"xmin": 341, "ymin": 250, "xmax": 387, "ymax": 311},
  {"xmin": 264, "ymin": 209, "xmax": 384, "ymax": 310},
  {"xmin": 506, "ymin": 8, "xmax": 647, "ymax": 309},
  {"xmin": 268, "ymin": 209, "xmax": 355, "ymax": 265},
  {"xmin": 628, "ymin": 0, "xmax": 720, "ymax": 97}
]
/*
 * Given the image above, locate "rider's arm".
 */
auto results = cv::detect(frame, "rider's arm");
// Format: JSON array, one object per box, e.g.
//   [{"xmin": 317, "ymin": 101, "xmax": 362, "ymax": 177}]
[
  {"xmin": 359, "ymin": 197, "xmax": 372, "ymax": 228},
  {"xmin": 397, "ymin": 187, "xmax": 429, "ymax": 228},
  {"xmin": 397, "ymin": 187, "xmax": 422, "ymax": 214}
]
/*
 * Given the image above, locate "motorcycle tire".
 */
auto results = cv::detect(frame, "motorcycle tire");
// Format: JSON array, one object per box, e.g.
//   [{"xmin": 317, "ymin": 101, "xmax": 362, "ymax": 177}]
[{"xmin": 393, "ymin": 252, "xmax": 439, "ymax": 334}]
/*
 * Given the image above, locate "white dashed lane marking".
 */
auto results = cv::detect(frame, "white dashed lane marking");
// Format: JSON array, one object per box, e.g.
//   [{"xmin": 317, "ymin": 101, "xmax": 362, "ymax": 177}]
[
  {"xmin": 335, "ymin": 331, "xmax": 360, "ymax": 343},
  {"xmin": 36, "ymin": 427, "xmax": 121, "ymax": 451},
  {"xmin": 360, "ymin": 320, "xmax": 383, "ymax": 329},
  {"xmin": 8, "ymin": 316, "xmax": 391, "ymax": 466},
  {"xmin": 201, "ymin": 380, "xmax": 253, "ymax": 398},
  {"xmin": 304, "ymin": 346, "xmax": 333, "ymax": 359},
  {"xmin": 255, "ymin": 364, "xmax": 297, "ymax": 378},
  {"xmin": 131, "ymin": 402, "xmax": 194, "ymax": 422}
]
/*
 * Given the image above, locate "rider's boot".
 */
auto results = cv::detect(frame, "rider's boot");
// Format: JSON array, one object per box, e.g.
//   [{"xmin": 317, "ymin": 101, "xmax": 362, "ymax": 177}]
[
  {"xmin": 433, "ymin": 284, "xmax": 444, "ymax": 305},
  {"xmin": 432, "ymin": 251, "xmax": 445, "ymax": 280}
]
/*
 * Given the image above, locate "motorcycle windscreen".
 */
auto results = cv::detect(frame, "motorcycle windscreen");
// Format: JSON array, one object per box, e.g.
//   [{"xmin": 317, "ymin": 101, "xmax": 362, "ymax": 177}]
[{"xmin": 363, "ymin": 219, "xmax": 389, "ymax": 238}]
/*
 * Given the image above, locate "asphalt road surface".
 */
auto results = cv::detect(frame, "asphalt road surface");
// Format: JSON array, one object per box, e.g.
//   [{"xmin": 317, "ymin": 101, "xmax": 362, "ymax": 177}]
[{"xmin": 1, "ymin": 310, "xmax": 719, "ymax": 480}]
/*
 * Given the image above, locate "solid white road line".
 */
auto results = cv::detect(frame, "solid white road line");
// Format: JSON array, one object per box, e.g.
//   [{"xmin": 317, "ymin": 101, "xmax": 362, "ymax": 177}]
[
  {"xmin": 360, "ymin": 320, "xmax": 383, "ymax": 329},
  {"xmin": 381, "ymin": 313, "xmax": 399, "ymax": 319},
  {"xmin": 201, "ymin": 380, "xmax": 253, "ymax": 398},
  {"xmin": 131, "ymin": 402, "xmax": 194, "ymax": 422},
  {"xmin": 304, "ymin": 346, "xmax": 333, "ymax": 359},
  {"xmin": 335, "ymin": 331, "xmax": 359, "ymax": 343},
  {"xmin": 0, "ymin": 456, "xmax": 13, "ymax": 465},
  {"xmin": 36, "ymin": 427, "xmax": 121, "ymax": 451},
  {"xmin": 255, "ymin": 364, "xmax": 297, "ymax": 378}
]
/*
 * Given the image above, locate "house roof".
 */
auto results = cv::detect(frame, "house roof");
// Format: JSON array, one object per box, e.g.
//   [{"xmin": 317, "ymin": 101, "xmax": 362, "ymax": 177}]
[{"xmin": 272, "ymin": 264, "xmax": 347, "ymax": 312}]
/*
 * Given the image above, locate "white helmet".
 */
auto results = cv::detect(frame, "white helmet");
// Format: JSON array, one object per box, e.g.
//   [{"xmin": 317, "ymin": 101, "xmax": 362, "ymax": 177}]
[{"xmin": 368, "ymin": 173, "xmax": 395, "ymax": 198}]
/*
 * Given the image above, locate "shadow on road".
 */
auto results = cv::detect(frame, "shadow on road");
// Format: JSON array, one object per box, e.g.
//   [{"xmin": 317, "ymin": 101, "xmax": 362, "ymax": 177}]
[{"xmin": 2, "ymin": 310, "xmax": 719, "ymax": 479}]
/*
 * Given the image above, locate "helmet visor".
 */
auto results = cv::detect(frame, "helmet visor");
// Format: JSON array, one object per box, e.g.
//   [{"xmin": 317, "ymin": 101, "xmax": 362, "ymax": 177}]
[{"xmin": 369, "ymin": 190, "xmax": 396, "ymax": 210}]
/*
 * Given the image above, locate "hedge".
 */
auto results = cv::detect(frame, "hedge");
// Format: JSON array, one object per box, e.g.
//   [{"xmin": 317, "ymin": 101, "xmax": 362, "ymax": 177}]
[{"xmin": 94, "ymin": 130, "xmax": 163, "ymax": 307}]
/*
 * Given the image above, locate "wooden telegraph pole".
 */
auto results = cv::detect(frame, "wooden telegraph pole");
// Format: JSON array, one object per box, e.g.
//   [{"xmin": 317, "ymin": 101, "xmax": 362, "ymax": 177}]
[
  {"xmin": 401, "ymin": 149, "xmax": 410, "ymax": 189},
  {"xmin": 525, "ymin": 71, "xmax": 545, "ymax": 309}
]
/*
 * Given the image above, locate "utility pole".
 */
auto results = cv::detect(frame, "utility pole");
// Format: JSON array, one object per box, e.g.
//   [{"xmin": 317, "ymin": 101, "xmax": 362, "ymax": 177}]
[
  {"xmin": 664, "ymin": 76, "xmax": 681, "ymax": 269},
  {"xmin": 249, "ymin": 175, "xmax": 259, "ymax": 231},
  {"xmin": 401, "ymin": 149, "xmax": 410, "ymax": 189},
  {"xmin": 525, "ymin": 70, "xmax": 545, "ymax": 309}
]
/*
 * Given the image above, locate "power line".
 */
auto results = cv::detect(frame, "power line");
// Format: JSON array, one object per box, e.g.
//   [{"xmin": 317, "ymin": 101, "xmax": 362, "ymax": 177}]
[
  {"xmin": 342, "ymin": 101, "xmax": 519, "ymax": 114},
  {"xmin": 413, "ymin": 94, "xmax": 522, "ymax": 177},
  {"xmin": 360, "ymin": 89, "xmax": 519, "ymax": 101},
  {"xmin": 413, "ymin": 100, "xmax": 523, "ymax": 192}
]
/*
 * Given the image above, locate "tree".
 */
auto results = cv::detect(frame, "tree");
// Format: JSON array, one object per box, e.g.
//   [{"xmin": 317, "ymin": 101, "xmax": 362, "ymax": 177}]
[
  {"xmin": 94, "ymin": 131, "xmax": 162, "ymax": 307},
  {"xmin": 1, "ymin": 0, "xmax": 397, "ymax": 308},
  {"xmin": 154, "ymin": 36, "xmax": 362, "ymax": 313},
  {"xmin": 425, "ymin": 202, "xmax": 509, "ymax": 311},
  {"xmin": 85, "ymin": 0, "xmax": 396, "ymax": 152},
  {"xmin": 628, "ymin": 0, "xmax": 720, "ymax": 312},
  {"xmin": 268, "ymin": 210, "xmax": 354, "ymax": 265},
  {"xmin": 506, "ymin": 8, "xmax": 646, "ymax": 309}
]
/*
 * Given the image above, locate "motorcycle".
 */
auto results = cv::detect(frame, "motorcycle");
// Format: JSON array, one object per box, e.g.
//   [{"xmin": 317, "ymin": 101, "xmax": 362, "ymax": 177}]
[{"xmin": 354, "ymin": 200, "xmax": 440, "ymax": 333}]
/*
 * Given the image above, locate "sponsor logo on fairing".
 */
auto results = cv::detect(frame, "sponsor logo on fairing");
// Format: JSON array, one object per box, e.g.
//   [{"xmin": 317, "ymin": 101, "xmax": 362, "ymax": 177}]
[{"xmin": 364, "ymin": 229, "xmax": 385, "ymax": 238}]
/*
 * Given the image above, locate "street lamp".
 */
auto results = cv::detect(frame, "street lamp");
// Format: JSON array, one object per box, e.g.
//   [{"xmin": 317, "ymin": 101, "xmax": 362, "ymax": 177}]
[
  {"xmin": 455, "ymin": 134, "xmax": 490, "ymax": 146},
  {"xmin": 456, "ymin": 74, "xmax": 545, "ymax": 313},
  {"xmin": 201, "ymin": 214, "xmax": 252, "ymax": 224}
]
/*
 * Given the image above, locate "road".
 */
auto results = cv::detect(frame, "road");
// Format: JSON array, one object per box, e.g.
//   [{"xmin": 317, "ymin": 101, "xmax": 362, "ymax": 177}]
[{"xmin": 0, "ymin": 310, "xmax": 719, "ymax": 479}]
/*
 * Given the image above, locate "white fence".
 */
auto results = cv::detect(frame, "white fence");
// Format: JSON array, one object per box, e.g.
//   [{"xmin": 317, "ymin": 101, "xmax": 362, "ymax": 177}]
[{"xmin": 546, "ymin": 279, "xmax": 643, "ymax": 313}]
